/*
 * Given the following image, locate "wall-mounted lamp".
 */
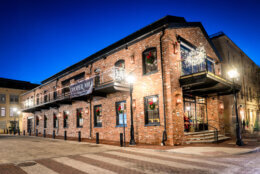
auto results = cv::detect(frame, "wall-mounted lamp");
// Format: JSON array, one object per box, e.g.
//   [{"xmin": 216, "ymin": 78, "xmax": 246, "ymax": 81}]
[
  {"xmin": 173, "ymin": 41, "xmax": 179, "ymax": 54},
  {"xmin": 85, "ymin": 107, "xmax": 89, "ymax": 114},
  {"xmin": 132, "ymin": 99, "xmax": 136, "ymax": 109},
  {"xmin": 219, "ymin": 102, "xmax": 224, "ymax": 110},
  {"xmin": 176, "ymin": 94, "xmax": 182, "ymax": 105},
  {"xmin": 57, "ymin": 112, "xmax": 62, "ymax": 118}
]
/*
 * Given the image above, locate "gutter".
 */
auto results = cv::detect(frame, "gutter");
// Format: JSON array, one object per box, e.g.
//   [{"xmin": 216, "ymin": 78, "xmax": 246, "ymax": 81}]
[{"xmin": 160, "ymin": 25, "xmax": 168, "ymax": 146}]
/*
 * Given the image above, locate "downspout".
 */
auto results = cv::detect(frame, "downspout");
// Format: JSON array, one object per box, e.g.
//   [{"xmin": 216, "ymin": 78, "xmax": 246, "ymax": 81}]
[
  {"xmin": 160, "ymin": 26, "xmax": 167, "ymax": 146},
  {"xmin": 89, "ymin": 63, "xmax": 93, "ymax": 139}
]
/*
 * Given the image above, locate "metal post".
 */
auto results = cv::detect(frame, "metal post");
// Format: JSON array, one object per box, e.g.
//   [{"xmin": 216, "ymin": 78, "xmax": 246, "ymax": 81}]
[
  {"xmin": 129, "ymin": 84, "xmax": 136, "ymax": 145},
  {"xmin": 4, "ymin": 129, "xmax": 5, "ymax": 134},
  {"xmin": 64, "ymin": 130, "xmax": 67, "ymax": 140},
  {"xmin": 96, "ymin": 132, "xmax": 99, "ymax": 144},
  {"xmin": 78, "ymin": 131, "xmax": 81, "ymax": 142},
  {"xmin": 120, "ymin": 133, "xmax": 123, "ymax": 147},
  {"xmin": 53, "ymin": 130, "xmax": 55, "ymax": 139},
  {"xmin": 29, "ymin": 129, "xmax": 31, "ymax": 136},
  {"xmin": 18, "ymin": 129, "xmax": 20, "ymax": 136},
  {"xmin": 43, "ymin": 130, "xmax": 46, "ymax": 138},
  {"xmin": 36, "ymin": 129, "xmax": 38, "ymax": 136},
  {"xmin": 234, "ymin": 88, "xmax": 244, "ymax": 146},
  {"xmin": 23, "ymin": 130, "xmax": 25, "ymax": 136},
  {"xmin": 7, "ymin": 129, "xmax": 8, "ymax": 134}
]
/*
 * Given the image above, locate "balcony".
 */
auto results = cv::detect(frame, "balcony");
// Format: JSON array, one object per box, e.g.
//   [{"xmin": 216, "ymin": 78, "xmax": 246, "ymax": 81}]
[
  {"xmin": 180, "ymin": 60, "xmax": 240, "ymax": 96},
  {"xmin": 22, "ymin": 67, "xmax": 129, "ymax": 113}
]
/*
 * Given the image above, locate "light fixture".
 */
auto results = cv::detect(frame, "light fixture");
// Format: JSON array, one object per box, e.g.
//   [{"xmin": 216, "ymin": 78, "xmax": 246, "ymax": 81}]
[
  {"xmin": 13, "ymin": 108, "xmax": 17, "ymax": 112},
  {"xmin": 186, "ymin": 106, "xmax": 191, "ymax": 111},
  {"xmin": 228, "ymin": 69, "xmax": 239, "ymax": 79},
  {"xmin": 127, "ymin": 75, "xmax": 135, "ymax": 84},
  {"xmin": 17, "ymin": 111, "xmax": 21, "ymax": 114},
  {"xmin": 65, "ymin": 111, "xmax": 70, "ymax": 115},
  {"xmin": 85, "ymin": 107, "xmax": 89, "ymax": 114},
  {"xmin": 219, "ymin": 103, "xmax": 224, "ymax": 109}
]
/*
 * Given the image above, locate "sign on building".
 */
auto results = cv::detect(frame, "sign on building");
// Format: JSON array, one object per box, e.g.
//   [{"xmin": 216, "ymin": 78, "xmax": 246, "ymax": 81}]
[{"xmin": 70, "ymin": 78, "xmax": 93, "ymax": 98}]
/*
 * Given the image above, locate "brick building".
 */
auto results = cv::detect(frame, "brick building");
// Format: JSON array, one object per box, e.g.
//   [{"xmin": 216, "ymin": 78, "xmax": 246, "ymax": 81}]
[
  {"xmin": 21, "ymin": 16, "xmax": 238, "ymax": 145},
  {"xmin": 211, "ymin": 32, "xmax": 260, "ymax": 136},
  {"xmin": 0, "ymin": 78, "xmax": 38, "ymax": 133}
]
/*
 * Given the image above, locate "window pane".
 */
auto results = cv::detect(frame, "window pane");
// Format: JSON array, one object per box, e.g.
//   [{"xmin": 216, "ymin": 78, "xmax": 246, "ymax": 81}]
[
  {"xmin": 0, "ymin": 94, "xmax": 6, "ymax": 104},
  {"xmin": 1, "ymin": 107, "xmax": 5, "ymax": 116},
  {"xmin": 145, "ymin": 95, "xmax": 159, "ymax": 125},
  {"xmin": 143, "ymin": 48, "xmax": 158, "ymax": 74},
  {"xmin": 76, "ymin": 108, "xmax": 83, "ymax": 127},
  {"xmin": 116, "ymin": 101, "xmax": 126, "ymax": 125},
  {"xmin": 94, "ymin": 105, "xmax": 102, "ymax": 127}
]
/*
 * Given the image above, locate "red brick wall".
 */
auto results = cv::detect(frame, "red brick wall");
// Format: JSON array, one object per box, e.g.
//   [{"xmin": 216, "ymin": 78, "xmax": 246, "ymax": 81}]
[{"xmin": 22, "ymin": 26, "xmax": 222, "ymax": 145}]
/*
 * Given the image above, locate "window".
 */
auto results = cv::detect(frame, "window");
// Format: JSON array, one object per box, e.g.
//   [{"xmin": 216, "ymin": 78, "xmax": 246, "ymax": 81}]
[
  {"xmin": 36, "ymin": 116, "xmax": 39, "ymax": 126},
  {"xmin": 94, "ymin": 105, "xmax": 102, "ymax": 127},
  {"xmin": 0, "ymin": 94, "xmax": 6, "ymax": 104},
  {"xmin": 53, "ymin": 113, "xmax": 58, "ymax": 128},
  {"xmin": 143, "ymin": 48, "xmax": 158, "ymax": 75},
  {"xmin": 44, "ymin": 91, "xmax": 48, "ymax": 103},
  {"xmin": 116, "ymin": 101, "xmax": 127, "ymax": 126},
  {"xmin": 114, "ymin": 60, "xmax": 125, "ymax": 82},
  {"xmin": 144, "ymin": 95, "xmax": 160, "ymax": 125},
  {"xmin": 44, "ymin": 115, "xmax": 47, "ymax": 128},
  {"xmin": 206, "ymin": 58, "xmax": 215, "ymax": 73},
  {"xmin": 249, "ymin": 87, "xmax": 252, "ymax": 102},
  {"xmin": 94, "ymin": 68, "xmax": 101, "ymax": 86},
  {"xmin": 36, "ymin": 94, "xmax": 40, "ymax": 105},
  {"xmin": 63, "ymin": 111, "xmax": 69, "ymax": 128},
  {"xmin": 10, "ymin": 95, "xmax": 19, "ymax": 104},
  {"xmin": 9, "ymin": 108, "xmax": 17, "ymax": 117},
  {"xmin": 76, "ymin": 108, "xmax": 83, "ymax": 128},
  {"xmin": 1, "ymin": 107, "xmax": 5, "ymax": 116}
]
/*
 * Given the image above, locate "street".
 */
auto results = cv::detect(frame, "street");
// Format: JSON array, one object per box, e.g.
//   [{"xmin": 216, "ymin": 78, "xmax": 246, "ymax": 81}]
[{"xmin": 0, "ymin": 135, "xmax": 259, "ymax": 174}]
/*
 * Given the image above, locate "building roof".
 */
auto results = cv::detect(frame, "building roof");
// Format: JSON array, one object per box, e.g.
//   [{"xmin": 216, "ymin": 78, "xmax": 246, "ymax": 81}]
[
  {"xmin": 40, "ymin": 15, "xmax": 221, "ymax": 84},
  {"xmin": 0, "ymin": 77, "xmax": 39, "ymax": 90}
]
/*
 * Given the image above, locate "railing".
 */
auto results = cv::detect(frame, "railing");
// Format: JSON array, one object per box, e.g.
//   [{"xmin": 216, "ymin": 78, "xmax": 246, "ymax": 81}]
[
  {"xmin": 22, "ymin": 67, "xmax": 126, "ymax": 110},
  {"xmin": 181, "ymin": 58, "xmax": 215, "ymax": 76}
]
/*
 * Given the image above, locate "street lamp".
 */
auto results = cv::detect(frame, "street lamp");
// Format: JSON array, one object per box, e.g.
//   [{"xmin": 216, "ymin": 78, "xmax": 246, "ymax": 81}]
[
  {"xmin": 127, "ymin": 74, "xmax": 136, "ymax": 145},
  {"xmin": 228, "ymin": 69, "xmax": 244, "ymax": 146}
]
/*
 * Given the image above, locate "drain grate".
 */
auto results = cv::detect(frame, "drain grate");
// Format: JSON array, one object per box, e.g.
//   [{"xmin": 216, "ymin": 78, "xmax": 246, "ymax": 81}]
[{"xmin": 16, "ymin": 162, "xmax": 37, "ymax": 167}]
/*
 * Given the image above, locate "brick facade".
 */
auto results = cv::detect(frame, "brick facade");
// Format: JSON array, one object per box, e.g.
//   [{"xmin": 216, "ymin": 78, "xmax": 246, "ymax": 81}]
[{"xmin": 21, "ymin": 16, "xmax": 224, "ymax": 145}]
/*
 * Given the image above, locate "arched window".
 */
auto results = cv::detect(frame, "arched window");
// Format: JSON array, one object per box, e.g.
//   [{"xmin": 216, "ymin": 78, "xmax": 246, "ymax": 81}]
[
  {"xmin": 114, "ymin": 60, "xmax": 125, "ymax": 81},
  {"xmin": 142, "ymin": 47, "xmax": 158, "ymax": 75}
]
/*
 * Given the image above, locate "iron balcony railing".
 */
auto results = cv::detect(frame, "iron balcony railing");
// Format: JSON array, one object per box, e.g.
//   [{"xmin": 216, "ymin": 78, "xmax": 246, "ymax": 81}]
[
  {"xmin": 181, "ymin": 58, "xmax": 215, "ymax": 76},
  {"xmin": 22, "ymin": 67, "xmax": 127, "ymax": 110}
]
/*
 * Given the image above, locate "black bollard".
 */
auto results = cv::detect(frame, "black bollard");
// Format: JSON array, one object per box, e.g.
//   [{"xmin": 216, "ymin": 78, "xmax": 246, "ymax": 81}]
[
  {"xmin": 4, "ymin": 129, "xmax": 5, "ymax": 134},
  {"xmin": 7, "ymin": 129, "xmax": 8, "ymax": 134},
  {"xmin": 36, "ymin": 129, "xmax": 38, "ymax": 136},
  {"xmin": 29, "ymin": 129, "xmax": 31, "ymax": 136},
  {"xmin": 78, "ymin": 131, "xmax": 81, "ymax": 142},
  {"xmin": 53, "ymin": 130, "xmax": 55, "ymax": 139},
  {"xmin": 13, "ymin": 129, "xmax": 15, "ymax": 135},
  {"xmin": 18, "ymin": 129, "xmax": 20, "ymax": 136},
  {"xmin": 43, "ymin": 130, "xmax": 46, "ymax": 138},
  {"xmin": 96, "ymin": 132, "xmax": 99, "ymax": 144},
  {"xmin": 23, "ymin": 130, "xmax": 25, "ymax": 136},
  {"xmin": 64, "ymin": 130, "xmax": 67, "ymax": 140},
  {"xmin": 120, "ymin": 133, "xmax": 123, "ymax": 147}
]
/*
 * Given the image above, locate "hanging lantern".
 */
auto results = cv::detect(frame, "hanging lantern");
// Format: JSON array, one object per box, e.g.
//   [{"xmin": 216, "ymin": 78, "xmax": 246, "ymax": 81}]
[
  {"xmin": 85, "ymin": 107, "xmax": 89, "ymax": 114},
  {"xmin": 219, "ymin": 102, "xmax": 224, "ymax": 110}
]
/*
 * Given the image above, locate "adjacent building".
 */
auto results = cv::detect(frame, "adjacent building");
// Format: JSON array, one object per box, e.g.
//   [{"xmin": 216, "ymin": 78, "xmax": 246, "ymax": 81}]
[
  {"xmin": 211, "ymin": 32, "xmax": 260, "ymax": 136},
  {"xmin": 21, "ymin": 16, "xmax": 238, "ymax": 145},
  {"xmin": 0, "ymin": 78, "xmax": 39, "ymax": 133}
]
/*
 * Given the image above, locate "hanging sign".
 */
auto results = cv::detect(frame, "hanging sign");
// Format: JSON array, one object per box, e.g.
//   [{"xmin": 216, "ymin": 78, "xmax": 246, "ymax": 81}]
[{"xmin": 70, "ymin": 78, "xmax": 93, "ymax": 98}]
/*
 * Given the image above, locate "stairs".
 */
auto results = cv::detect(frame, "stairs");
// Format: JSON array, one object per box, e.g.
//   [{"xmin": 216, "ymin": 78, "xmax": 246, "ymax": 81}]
[{"xmin": 184, "ymin": 130, "xmax": 230, "ymax": 144}]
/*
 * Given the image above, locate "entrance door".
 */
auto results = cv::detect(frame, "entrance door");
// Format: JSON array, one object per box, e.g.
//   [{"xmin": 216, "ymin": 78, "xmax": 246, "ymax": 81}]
[
  {"xmin": 184, "ymin": 96, "xmax": 208, "ymax": 132},
  {"xmin": 27, "ymin": 118, "xmax": 32, "ymax": 133}
]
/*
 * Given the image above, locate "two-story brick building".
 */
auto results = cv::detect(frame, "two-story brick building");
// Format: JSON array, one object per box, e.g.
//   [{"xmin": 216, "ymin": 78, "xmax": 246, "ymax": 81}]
[{"xmin": 21, "ymin": 16, "xmax": 238, "ymax": 145}]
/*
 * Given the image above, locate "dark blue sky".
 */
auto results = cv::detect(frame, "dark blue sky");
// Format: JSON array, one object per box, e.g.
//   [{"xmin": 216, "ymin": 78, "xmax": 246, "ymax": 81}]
[{"xmin": 0, "ymin": 0, "xmax": 259, "ymax": 84}]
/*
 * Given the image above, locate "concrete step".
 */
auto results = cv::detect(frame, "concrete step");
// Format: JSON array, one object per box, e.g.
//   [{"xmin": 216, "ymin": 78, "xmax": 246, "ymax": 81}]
[
  {"xmin": 184, "ymin": 130, "xmax": 214, "ymax": 136},
  {"xmin": 186, "ymin": 136, "xmax": 230, "ymax": 144},
  {"xmin": 187, "ymin": 135, "xmax": 225, "ymax": 141}
]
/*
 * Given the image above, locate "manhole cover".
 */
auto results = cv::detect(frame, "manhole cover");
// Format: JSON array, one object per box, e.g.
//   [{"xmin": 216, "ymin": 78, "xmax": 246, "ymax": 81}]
[{"xmin": 17, "ymin": 162, "xmax": 37, "ymax": 167}]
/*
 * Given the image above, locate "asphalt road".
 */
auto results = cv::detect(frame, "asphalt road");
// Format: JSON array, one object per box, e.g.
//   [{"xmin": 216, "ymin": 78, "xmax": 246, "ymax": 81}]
[{"xmin": 0, "ymin": 135, "xmax": 259, "ymax": 174}]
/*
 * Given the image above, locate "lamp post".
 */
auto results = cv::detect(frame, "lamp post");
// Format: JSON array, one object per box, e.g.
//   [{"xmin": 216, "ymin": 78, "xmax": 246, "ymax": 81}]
[
  {"xmin": 127, "ymin": 75, "xmax": 136, "ymax": 145},
  {"xmin": 228, "ymin": 69, "xmax": 244, "ymax": 146}
]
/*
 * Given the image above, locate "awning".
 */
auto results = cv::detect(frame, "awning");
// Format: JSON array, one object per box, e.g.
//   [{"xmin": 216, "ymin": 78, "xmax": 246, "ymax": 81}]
[{"xmin": 179, "ymin": 71, "xmax": 240, "ymax": 96}]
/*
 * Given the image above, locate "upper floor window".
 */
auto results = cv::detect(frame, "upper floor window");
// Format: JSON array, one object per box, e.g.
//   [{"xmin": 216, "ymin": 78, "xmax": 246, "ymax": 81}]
[
  {"xmin": 44, "ymin": 91, "xmax": 48, "ymax": 103},
  {"xmin": 76, "ymin": 108, "xmax": 83, "ymax": 128},
  {"xmin": 116, "ymin": 101, "xmax": 127, "ymax": 126},
  {"xmin": 94, "ymin": 68, "xmax": 101, "ymax": 86},
  {"xmin": 1, "ymin": 107, "xmax": 5, "ymax": 117},
  {"xmin": 94, "ymin": 105, "xmax": 102, "ymax": 127},
  {"xmin": 10, "ymin": 95, "xmax": 19, "ymax": 104},
  {"xmin": 36, "ymin": 94, "xmax": 40, "ymax": 105},
  {"xmin": 0, "ymin": 94, "xmax": 6, "ymax": 104},
  {"xmin": 206, "ymin": 58, "xmax": 215, "ymax": 73},
  {"xmin": 143, "ymin": 48, "xmax": 158, "ymax": 75},
  {"xmin": 53, "ymin": 86, "xmax": 57, "ymax": 100},
  {"xmin": 144, "ymin": 95, "xmax": 160, "ymax": 125},
  {"xmin": 114, "ymin": 60, "xmax": 125, "ymax": 82}
]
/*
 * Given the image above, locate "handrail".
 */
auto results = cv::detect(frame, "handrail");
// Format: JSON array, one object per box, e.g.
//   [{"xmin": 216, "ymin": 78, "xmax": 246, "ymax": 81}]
[{"xmin": 192, "ymin": 118, "xmax": 219, "ymax": 143}]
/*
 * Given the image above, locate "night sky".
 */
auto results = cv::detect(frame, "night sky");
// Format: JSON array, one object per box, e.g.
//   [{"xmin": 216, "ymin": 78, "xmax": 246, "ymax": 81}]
[{"xmin": 0, "ymin": 0, "xmax": 259, "ymax": 84}]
